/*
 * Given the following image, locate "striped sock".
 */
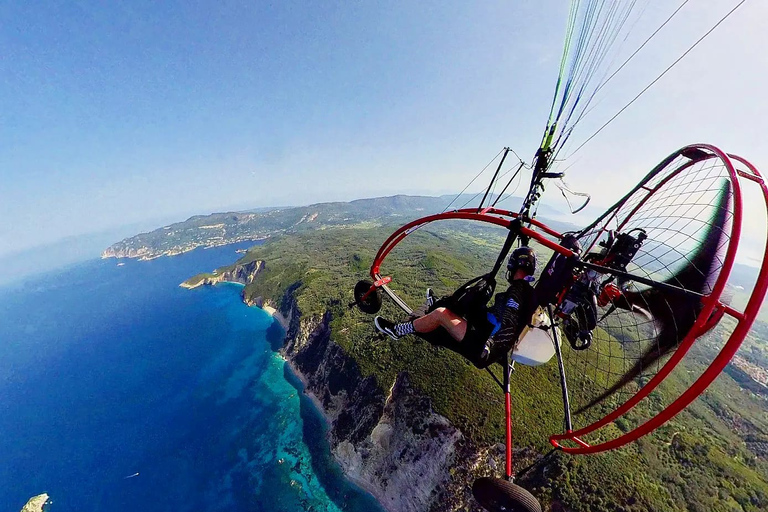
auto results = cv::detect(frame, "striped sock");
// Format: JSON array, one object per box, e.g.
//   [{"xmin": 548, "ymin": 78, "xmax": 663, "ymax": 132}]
[{"xmin": 394, "ymin": 322, "xmax": 415, "ymax": 337}]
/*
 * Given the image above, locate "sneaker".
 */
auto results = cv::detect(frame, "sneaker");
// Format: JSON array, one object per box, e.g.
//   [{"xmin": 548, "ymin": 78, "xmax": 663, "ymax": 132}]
[
  {"xmin": 481, "ymin": 342, "xmax": 491, "ymax": 359},
  {"xmin": 426, "ymin": 288, "xmax": 436, "ymax": 308},
  {"xmin": 374, "ymin": 316, "xmax": 401, "ymax": 341}
]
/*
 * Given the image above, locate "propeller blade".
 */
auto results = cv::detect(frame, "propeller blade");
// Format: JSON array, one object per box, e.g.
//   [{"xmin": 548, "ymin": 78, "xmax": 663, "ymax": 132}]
[{"xmin": 577, "ymin": 180, "xmax": 731, "ymax": 413}]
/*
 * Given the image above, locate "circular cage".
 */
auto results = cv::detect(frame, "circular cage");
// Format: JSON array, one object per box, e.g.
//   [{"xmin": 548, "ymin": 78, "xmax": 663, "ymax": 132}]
[{"xmin": 549, "ymin": 144, "xmax": 768, "ymax": 453}]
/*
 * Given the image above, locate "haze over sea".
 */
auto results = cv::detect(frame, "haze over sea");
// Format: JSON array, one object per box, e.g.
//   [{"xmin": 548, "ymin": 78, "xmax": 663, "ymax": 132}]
[{"xmin": 0, "ymin": 243, "xmax": 383, "ymax": 512}]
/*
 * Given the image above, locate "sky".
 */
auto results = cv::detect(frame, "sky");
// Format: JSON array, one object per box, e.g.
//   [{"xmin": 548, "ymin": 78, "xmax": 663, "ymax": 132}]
[{"xmin": 1, "ymin": 0, "xmax": 767, "ymax": 260}]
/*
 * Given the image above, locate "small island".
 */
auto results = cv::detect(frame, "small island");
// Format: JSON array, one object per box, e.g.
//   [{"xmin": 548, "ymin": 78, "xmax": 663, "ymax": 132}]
[{"xmin": 21, "ymin": 494, "xmax": 49, "ymax": 512}]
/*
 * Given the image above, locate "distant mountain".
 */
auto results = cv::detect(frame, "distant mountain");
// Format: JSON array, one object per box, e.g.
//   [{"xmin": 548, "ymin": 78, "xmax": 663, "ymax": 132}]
[
  {"xmin": 102, "ymin": 194, "xmax": 579, "ymax": 260},
  {"xmin": 730, "ymin": 261, "xmax": 762, "ymax": 289}
]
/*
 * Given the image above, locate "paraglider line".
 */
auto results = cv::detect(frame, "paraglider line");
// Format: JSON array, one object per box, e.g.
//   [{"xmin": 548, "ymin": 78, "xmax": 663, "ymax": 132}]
[
  {"xmin": 442, "ymin": 148, "xmax": 505, "ymax": 213},
  {"xmin": 458, "ymin": 160, "xmax": 528, "ymax": 210},
  {"xmin": 587, "ymin": 0, "xmax": 691, "ymax": 113},
  {"xmin": 568, "ymin": 0, "xmax": 750, "ymax": 157}
]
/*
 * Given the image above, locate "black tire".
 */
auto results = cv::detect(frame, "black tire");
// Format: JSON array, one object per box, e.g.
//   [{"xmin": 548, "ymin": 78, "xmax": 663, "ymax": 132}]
[
  {"xmin": 354, "ymin": 280, "xmax": 382, "ymax": 314},
  {"xmin": 472, "ymin": 477, "xmax": 542, "ymax": 512}
]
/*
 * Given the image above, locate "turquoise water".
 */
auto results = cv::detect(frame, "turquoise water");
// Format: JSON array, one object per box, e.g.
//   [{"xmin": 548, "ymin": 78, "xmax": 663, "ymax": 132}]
[{"xmin": 0, "ymin": 244, "xmax": 383, "ymax": 512}]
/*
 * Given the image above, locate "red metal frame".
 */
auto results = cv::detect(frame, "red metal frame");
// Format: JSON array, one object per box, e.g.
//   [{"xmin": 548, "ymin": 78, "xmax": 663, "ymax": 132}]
[
  {"xmin": 370, "ymin": 208, "xmax": 566, "ymax": 280},
  {"xmin": 552, "ymin": 146, "xmax": 738, "ymax": 448},
  {"xmin": 552, "ymin": 147, "xmax": 768, "ymax": 454},
  {"xmin": 359, "ymin": 276, "xmax": 392, "ymax": 302},
  {"xmin": 505, "ymin": 391, "xmax": 513, "ymax": 478}
]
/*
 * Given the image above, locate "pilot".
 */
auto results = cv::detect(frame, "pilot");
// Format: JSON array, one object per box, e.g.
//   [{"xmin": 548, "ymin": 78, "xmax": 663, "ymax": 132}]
[{"xmin": 374, "ymin": 247, "xmax": 537, "ymax": 367}]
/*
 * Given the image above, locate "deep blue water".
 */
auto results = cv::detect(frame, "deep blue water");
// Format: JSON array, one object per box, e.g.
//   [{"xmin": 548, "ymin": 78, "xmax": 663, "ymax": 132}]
[{"xmin": 0, "ymin": 243, "xmax": 383, "ymax": 512}]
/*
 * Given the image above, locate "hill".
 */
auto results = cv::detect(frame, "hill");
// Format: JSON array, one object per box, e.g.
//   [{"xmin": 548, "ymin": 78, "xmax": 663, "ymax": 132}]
[{"xmin": 101, "ymin": 194, "xmax": 573, "ymax": 261}]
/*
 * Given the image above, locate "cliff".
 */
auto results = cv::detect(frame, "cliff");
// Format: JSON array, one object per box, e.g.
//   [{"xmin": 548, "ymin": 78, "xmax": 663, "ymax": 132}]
[
  {"xmin": 178, "ymin": 229, "xmax": 552, "ymax": 511},
  {"xmin": 274, "ymin": 290, "xmax": 519, "ymax": 512}
]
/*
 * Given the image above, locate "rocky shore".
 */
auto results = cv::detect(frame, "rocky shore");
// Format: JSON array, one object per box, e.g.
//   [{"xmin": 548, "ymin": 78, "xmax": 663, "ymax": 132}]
[
  {"xmin": 180, "ymin": 259, "xmax": 292, "ymax": 329},
  {"xmin": 180, "ymin": 259, "xmax": 263, "ymax": 288}
]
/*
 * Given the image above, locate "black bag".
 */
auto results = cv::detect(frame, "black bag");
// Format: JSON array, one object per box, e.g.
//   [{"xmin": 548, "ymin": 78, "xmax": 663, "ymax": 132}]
[
  {"xmin": 431, "ymin": 274, "xmax": 496, "ymax": 321},
  {"xmin": 535, "ymin": 234, "xmax": 581, "ymax": 308}
]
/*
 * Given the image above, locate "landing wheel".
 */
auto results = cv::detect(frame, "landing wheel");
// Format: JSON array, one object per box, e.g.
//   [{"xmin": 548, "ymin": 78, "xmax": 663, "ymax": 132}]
[
  {"xmin": 353, "ymin": 280, "xmax": 382, "ymax": 314},
  {"xmin": 472, "ymin": 477, "xmax": 541, "ymax": 512}
]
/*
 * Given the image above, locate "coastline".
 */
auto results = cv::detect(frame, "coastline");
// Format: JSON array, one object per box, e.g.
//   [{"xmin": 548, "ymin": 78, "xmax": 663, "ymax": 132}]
[
  {"xmin": 190, "ymin": 279, "xmax": 387, "ymax": 509},
  {"xmin": 182, "ymin": 277, "xmax": 458, "ymax": 512},
  {"xmin": 180, "ymin": 275, "xmax": 290, "ymax": 330},
  {"xmin": 279, "ymin": 353, "xmax": 332, "ymax": 427},
  {"xmin": 102, "ymin": 236, "xmax": 269, "ymax": 261},
  {"xmin": 179, "ymin": 270, "xmax": 394, "ymax": 511},
  {"xmin": 262, "ymin": 305, "xmax": 290, "ymax": 330},
  {"xmin": 279, "ymin": 352, "xmax": 393, "ymax": 512}
]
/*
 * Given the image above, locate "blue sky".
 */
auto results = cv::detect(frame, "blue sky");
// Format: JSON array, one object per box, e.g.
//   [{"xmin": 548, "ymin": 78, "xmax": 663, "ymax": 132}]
[{"xmin": 1, "ymin": 0, "xmax": 766, "ymax": 258}]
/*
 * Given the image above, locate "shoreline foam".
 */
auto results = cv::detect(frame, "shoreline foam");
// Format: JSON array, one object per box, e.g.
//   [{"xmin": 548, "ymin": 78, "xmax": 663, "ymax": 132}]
[{"xmin": 262, "ymin": 305, "xmax": 290, "ymax": 330}]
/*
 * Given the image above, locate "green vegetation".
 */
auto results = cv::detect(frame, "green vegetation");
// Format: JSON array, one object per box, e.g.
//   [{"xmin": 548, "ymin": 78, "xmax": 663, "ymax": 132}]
[{"xmin": 192, "ymin": 223, "xmax": 768, "ymax": 512}]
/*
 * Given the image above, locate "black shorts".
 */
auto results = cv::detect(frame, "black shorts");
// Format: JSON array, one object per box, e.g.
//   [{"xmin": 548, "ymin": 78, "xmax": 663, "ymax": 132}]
[{"xmin": 461, "ymin": 315, "xmax": 494, "ymax": 355}]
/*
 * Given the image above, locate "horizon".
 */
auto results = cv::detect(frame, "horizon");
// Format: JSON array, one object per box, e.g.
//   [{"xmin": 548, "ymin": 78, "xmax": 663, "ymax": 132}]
[{"xmin": 2, "ymin": 187, "xmax": 763, "ymax": 289}]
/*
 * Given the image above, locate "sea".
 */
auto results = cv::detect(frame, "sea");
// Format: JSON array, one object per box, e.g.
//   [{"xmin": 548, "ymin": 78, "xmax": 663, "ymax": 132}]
[{"xmin": 0, "ymin": 242, "xmax": 384, "ymax": 512}]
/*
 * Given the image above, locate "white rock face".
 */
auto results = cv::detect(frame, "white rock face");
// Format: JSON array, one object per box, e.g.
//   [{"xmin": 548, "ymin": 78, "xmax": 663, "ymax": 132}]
[
  {"xmin": 279, "ymin": 308, "xmax": 490, "ymax": 512},
  {"xmin": 332, "ymin": 373, "xmax": 465, "ymax": 512}
]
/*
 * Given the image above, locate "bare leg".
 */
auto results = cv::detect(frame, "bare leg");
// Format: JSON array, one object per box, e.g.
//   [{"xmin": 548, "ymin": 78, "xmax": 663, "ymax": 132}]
[{"xmin": 413, "ymin": 307, "xmax": 467, "ymax": 342}]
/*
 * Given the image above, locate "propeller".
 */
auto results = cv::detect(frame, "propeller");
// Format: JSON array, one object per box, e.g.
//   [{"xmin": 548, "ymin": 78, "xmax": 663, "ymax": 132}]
[{"xmin": 577, "ymin": 179, "xmax": 732, "ymax": 413}]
